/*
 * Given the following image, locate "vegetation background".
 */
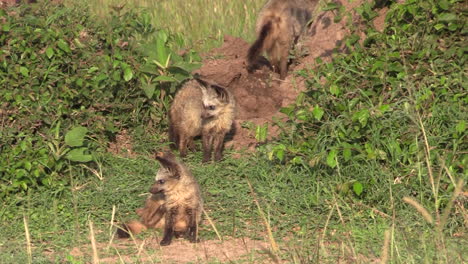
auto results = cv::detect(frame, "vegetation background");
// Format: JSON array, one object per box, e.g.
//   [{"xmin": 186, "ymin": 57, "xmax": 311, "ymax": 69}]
[{"xmin": 0, "ymin": 0, "xmax": 466, "ymax": 263}]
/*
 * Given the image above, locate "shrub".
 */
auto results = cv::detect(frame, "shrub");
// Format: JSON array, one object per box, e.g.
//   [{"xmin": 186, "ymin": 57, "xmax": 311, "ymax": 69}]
[{"xmin": 0, "ymin": 2, "xmax": 200, "ymax": 195}]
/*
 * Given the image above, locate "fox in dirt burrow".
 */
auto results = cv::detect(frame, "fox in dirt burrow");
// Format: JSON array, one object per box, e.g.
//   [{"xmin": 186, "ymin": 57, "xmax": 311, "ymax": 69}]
[
  {"xmin": 117, "ymin": 152, "xmax": 203, "ymax": 246},
  {"xmin": 169, "ymin": 76, "xmax": 236, "ymax": 162},
  {"xmin": 247, "ymin": 0, "xmax": 319, "ymax": 79}
]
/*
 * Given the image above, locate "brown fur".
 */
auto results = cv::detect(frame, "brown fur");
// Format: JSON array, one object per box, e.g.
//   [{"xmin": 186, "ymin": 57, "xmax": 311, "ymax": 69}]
[
  {"xmin": 169, "ymin": 77, "xmax": 236, "ymax": 162},
  {"xmin": 247, "ymin": 0, "xmax": 318, "ymax": 79},
  {"xmin": 117, "ymin": 152, "xmax": 203, "ymax": 246}
]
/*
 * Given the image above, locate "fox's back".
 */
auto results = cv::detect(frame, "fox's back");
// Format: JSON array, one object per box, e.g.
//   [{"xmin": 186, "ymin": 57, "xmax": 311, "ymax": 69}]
[
  {"xmin": 170, "ymin": 80, "xmax": 204, "ymax": 136},
  {"xmin": 257, "ymin": 0, "xmax": 317, "ymax": 36}
]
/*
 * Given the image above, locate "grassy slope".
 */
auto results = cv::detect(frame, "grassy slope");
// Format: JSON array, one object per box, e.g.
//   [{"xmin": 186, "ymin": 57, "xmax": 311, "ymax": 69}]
[
  {"xmin": 68, "ymin": 0, "xmax": 265, "ymax": 51},
  {"xmin": 1, "ymin": 143, "xmax": 465, "ymax": 263},
  {"xmin": 1, "ymin": 0, "xmax": 466, "ymax": 263}
]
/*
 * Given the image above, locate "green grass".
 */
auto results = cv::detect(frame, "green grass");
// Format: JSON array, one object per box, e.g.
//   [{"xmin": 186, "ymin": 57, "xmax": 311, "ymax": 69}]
[
  {"xmin": 69, "ymin": 0, "xmax": 265, "ymax": 51},
  {"xmin": 1, "ymin": 142, "xmax": 465, "ymax": 262}
]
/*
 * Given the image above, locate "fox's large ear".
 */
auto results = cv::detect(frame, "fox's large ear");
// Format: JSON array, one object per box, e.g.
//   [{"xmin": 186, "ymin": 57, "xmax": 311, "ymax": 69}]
[
  {"xmin": 194, "ymin": 75, "xmax": 210, "ymax": 88},
  {"xmin": 211, "ymin": 84, "xmax": 229, "ymax": 102},
  {"xmin": 155, "ymin": 152, "xmax": 181, "ymax": 179}
]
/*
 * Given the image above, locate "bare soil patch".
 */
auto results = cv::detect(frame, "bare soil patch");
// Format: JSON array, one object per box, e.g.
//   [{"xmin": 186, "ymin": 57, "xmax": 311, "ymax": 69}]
[{"xmin": 69, "ymin": 237, "xmax": 272, "ymax": 263}]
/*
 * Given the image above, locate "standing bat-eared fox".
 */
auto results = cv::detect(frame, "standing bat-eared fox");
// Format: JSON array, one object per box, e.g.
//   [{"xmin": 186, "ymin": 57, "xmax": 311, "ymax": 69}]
[
  {"xmin": 169, "ymin": 77, "xmax": 235, "ymax": 162},
  {"xmin": 117, "ymin": 152, "xmax": 203, "ymax": 246},
  {"xmin": 247, "ymin": 0, "xmax": 319, "ymax": 79}
]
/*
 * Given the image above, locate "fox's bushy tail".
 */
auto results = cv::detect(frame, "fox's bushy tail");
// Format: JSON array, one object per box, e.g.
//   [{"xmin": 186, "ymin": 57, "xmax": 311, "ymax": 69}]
[{"xmin": 247, "ymin": 20, "xmax": 273, "ymax": 72}]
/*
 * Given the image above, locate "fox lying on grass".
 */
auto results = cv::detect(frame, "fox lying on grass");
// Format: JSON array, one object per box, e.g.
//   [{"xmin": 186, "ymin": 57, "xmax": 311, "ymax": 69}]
[
  {"xmin": 117, "ymin": 152, "xmax": 203, "ymax": 246},
  {"xmin": 247, "ymin": 0, "xmax": 319, "ymax": 79}
]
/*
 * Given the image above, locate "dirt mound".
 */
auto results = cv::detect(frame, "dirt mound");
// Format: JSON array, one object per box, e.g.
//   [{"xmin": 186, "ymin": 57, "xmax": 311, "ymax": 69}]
[{"xmin": 195, "ymin": 0, "xmax": 389, "ymax": 151}]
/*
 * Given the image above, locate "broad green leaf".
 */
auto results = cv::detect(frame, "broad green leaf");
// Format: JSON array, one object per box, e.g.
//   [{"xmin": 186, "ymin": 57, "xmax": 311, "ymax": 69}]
[
  {"xmin": 322, "ymin": 2, "xmax": 340, "ymax": 11},
  {"xmin": 19, "ymin": 66, "xmax": 29, "ymax": 77},
  {"xmin": 330, "ymin": 84, "xmax": 340, "ymax": 96},
  {"xmin": 2, "ymin": 23, "xmax": 10, "ymax": 32},
  {"xmin": 434, "ymin": 23, "xmax": 445, "ymax": 31},
  {"xmin": 326, "ymin": 149, "xmax": 337, "ymax": 168},
  {"xmin": 438, "ymin": 13, "xmax": 457, "ymax": 22},
  {"xmin": 313, "ymin": 105, "xmax": 324, "ymax": 121},
  {"xmin": 343, "ymin": 148, "xmax": 351, "ymax": 161},
  {"xmin": 255, "ymin": 124, "xmax": 268, "ymax": 142},
  {"xmin": 66, "ymin": 148, "xmax": 93, "ymax": 162},
  {"xmin": 45, "ymin": 47, "xmax": 54, "ymax": 59},
  {"xmin": 20, "ymin": 140, "xmax": 28, "ymax": 151},
  {"xmin": 23, "ymin": 161, "xmax": 32, "ymax": 171},
  {"xmin": 438, "ymin": 0, "xmax": 449, "ymax": 10},
  {"xmin": 123, "ymin": 67, "xmax": 133, "ymax": 82},
  {"xmin": 379, "ymin": 104, "xmax": 390, "ymax": 113},
  {"xmin": 353, "ymin": 181, "xmax": 363, "ymax": 196},
  {"xmin": 295, "ymin": 109, "xmax": 308, "ymax": 121},
  {"xmin": 87, "ymin": 66, "xmax": 99, "ymax": 73},
  {"xmin": 112, "ymin": 70, "xmax": 121, "ymax": 81},
  {"xmin": 353, "ymin": 109, "xmax": 370, "ymax": 127},
  {"xmin": 291, "ymin": 156, "xmax": 303, "ymax": 165},
  {"xmin": 65, "ymin": 126, "xmax": 88, "ymax": 147},
  {"xmin": 155, "ymin": 31, "xmax": 170, "ymax": 69},
  {"xmin": 276, "ymin": 149, "xmax": 285, "ymax": 161},
  {"xmin": 448, "ymin": 23, "xmax": 459, "ymax": 31},
  {"xmin": 279, "ymin": 106, "xmax": 294, "ymax": 117},
  {"xmin": 154, "ymin": 75, "xmax": 176, "ymax": 82},
  {"xmin": 270, "ymin": 144, "xmax": 286, "ymax": 161},
  {"xmin": 141, "ymin": 82, "xmax": 156, "ymax": 99},
  {"xmin": 456, "ymin": 120, "xmax": 466, "ymax": 134},
  {"xmin": 57, "ymin": 39, "xmax": 71, "ymax": 53},
  {"xmin": 171, "ymin": 61, "xmax": 202, "ymax": 73},
  {"xmin": 371, "ymin": 60, "xmax": 385, "ymax": 72}
]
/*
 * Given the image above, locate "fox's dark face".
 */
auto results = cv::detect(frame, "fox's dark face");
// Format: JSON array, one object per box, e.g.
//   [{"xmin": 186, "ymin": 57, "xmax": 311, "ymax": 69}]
[
  {"xmin": 151, "ymin": 152, "xmax": 181, "ymax": 194},
  {"xmin": 196, "ymin": 79, "xmax": 230, "ymax": 120},
  {"xmin": 149, "ymin": 167, "xmax": 179, "ymax": 194}
]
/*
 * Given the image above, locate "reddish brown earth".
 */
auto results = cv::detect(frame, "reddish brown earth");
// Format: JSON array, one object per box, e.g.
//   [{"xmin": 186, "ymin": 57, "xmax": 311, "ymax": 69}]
[
  {"xmin": 69, "ymin": 237, "xmax": 272, "ymax": 263},
  {"xmin": 195, "ymin": 0, "xmax": 388, "ymax": 152}
]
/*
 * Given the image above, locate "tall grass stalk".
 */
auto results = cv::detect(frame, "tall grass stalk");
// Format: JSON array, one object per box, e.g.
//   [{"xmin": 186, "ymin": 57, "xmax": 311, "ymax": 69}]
[
  {"xmin": 247, "ymin": 180, "xmax": 280, "ymax": 262},
  {"xmin": 23, "ymin": 215, "xmax": 32, "ymax": 264},
  {"xmin": 203, "ymin": 208, "xmax": 223, "ymax": 241},
  {"xmin": 88, "ymin": 220, "xmax": 100, "ymax": 264},
  {"xmin": 106, "ymin": 205, "xmax": 117, "ymax": 251},
  {"xmin": 380, "ymin": 229, "xmax": 391, "ymax": 264}
]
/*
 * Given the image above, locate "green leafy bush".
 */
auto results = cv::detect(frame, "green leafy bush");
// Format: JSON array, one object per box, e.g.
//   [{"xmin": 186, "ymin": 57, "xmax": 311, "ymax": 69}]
[
  {"xmin": 0, "ymin": 2, "xmax": 200, "ymax": 195},
  {"xmin": 267, "ymin": 0, "xmax": 466, "ymax": 198}
]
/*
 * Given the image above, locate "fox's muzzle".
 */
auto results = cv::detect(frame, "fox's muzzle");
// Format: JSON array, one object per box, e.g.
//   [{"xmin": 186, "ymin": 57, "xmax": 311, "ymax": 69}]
[{"xmin": 149, "ymin": 185, "xmax": 162, "ymax": 194}]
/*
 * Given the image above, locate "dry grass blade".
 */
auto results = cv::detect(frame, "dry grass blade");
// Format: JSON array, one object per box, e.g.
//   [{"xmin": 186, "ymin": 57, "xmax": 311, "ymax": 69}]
[
  {"xmin": 403, "ymin": 197, "xmax": 434, "ymax": 224},
  {"xmin": 246, "ymin": 180, "xmax": 280, "ymax": 262},
  {"xmin": 417, "ymin": 113, "xmax": 437, "ymax": 204},
  {"xmin": 203, "ymin": 208, "xmax": 223, "ymax": 241},
  {"xmin": 439, "ymin": 179, "xmax": 465, "ymax": 231},
  {"xmin": 81, "ymin": 163, "xmax": 104, "ymax": 181},
  {"xmin": 380, "ymin": 229, "xmax": 391, "ymax": 264},
  {"xmin": 106, "ymin": 205, "xmax": 117, "ymax": 251},
  {"xmin": 23, "ymin": 215, "xmax": 32, "ymax": 264},
  {"xmin": 89, "ymin": 220, "xmax": 100, "ymax": 264}
]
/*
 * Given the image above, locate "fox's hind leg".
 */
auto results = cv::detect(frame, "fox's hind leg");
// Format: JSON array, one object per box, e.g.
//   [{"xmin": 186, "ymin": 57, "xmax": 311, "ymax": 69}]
[
  {"xmin": 278, "ymin": 41, "xmax": 290, "ymax": 79},
  {"xmin": 178, "ymin": 135, "xmax": 189, "ymax": 157}
]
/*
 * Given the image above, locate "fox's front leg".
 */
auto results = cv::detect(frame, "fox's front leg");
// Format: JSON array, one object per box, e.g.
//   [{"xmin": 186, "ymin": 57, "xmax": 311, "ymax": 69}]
[
  {"xmin": 160, "ymin": 207, "xmax": 177, "ymax": 246},
  {"xmin": 185, "ymin": 208, "xmax": 200, "ymax": 243}
]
